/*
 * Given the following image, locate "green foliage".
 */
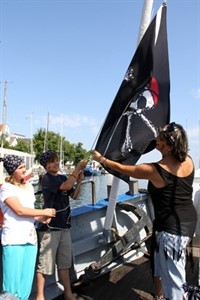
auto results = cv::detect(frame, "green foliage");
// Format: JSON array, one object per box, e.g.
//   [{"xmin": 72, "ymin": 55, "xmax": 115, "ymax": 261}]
[
  {"xmin": 4, "ymin": 139, "xmax": 30, "ymax": 153},
  {"xmin": 1, "ymin": 140, "xmax": 11, "ymax": 149},
  {"xmin": 9, "ymin": 128, "xmax": 90, "ymax": 166},
  {"xmin": 33, "ymin": 128, "xmax": 90, "ymax": 165}
]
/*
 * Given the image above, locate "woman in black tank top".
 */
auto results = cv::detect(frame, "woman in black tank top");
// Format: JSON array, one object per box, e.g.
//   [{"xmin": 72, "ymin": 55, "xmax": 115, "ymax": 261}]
[{"xmin": 92, "ymin": 122, "xmax": 197, "ymax": 300}]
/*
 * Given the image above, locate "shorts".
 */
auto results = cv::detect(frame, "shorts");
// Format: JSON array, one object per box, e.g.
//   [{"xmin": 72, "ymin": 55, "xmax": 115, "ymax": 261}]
[
  {"xmin": 154, "ymin": 231, "xmax": 191, "ymax": 300},
  {"xmin": 36, "ymin": 229, "xmax": 72, "ymax": 275}
]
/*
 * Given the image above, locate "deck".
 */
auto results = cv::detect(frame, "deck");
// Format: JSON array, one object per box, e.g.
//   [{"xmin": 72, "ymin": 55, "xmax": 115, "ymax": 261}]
[{"xmin": 54, "ymin": 240, "xmax": 200, "ymax": 300}]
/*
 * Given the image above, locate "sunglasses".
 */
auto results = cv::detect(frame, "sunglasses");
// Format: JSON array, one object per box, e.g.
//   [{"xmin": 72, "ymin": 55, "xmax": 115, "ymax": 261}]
[{"xmin": 159, "ymin": 122, "xmax": 176, "ymax": 145}]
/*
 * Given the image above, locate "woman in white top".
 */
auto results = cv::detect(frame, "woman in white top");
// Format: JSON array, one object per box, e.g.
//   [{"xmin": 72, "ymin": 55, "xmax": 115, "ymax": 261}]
[{"xmin": 0, "ymin": 155, "xmax": 55, "ymax": 300}]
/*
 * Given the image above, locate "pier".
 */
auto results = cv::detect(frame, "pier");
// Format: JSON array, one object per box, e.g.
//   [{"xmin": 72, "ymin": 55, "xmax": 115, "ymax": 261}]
[{"xmin": 55, "ymin": 238, "xmax": 200, "ymax": 300}]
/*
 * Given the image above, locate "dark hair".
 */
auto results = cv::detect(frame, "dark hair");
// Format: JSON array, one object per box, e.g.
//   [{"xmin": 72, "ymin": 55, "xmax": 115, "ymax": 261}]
[
  {"xmin": 39, "ymin": 150, "xmax": 58, "ymax": 168},
  {"xmin": 158, "ymin": 122, "xmax": 189, "ymax": 162},
  {"xmin": 46, "ymin": 153, "xmax": 59, "ymax": 163}
]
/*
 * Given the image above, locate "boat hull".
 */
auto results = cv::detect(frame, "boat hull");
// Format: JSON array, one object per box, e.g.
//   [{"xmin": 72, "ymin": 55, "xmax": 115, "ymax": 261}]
[
  {"xmin": 28, "ymin": 190, "xmax": 153, "ymax": 299},
  {"xmin": 1, "ymin": 177, "xmax": 199, "ymax": 300}
]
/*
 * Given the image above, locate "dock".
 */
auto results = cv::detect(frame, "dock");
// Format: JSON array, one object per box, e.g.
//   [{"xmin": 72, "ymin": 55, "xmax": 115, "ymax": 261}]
[{"xmin": 54, "ymin": 239, "xmax": 200, "ymax": 300}]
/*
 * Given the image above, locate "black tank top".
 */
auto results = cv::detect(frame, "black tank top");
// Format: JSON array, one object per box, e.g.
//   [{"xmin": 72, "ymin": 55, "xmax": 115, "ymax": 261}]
[{"xmin": 148, "ymin": 163, "xmax": 197, "ymax": 238}]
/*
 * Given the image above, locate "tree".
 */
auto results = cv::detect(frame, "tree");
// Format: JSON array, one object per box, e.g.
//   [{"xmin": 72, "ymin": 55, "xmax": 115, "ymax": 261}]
[
  {"xmin": 14, "ymin": 139, "xmax": 30, "ymax": 153},
  {"xmin": 33, "ymin": 129, "xmax": 62, "ymax": 162},
  {"xmin": 8, "ymin": 139, "xmax": 30, "ymax": 153},
  {"xmin": 32, "ymin": 128, "xmax": 90, "ymax": 165},
  {"xmin": 73, "ymin": 142, "xmax": 88, "ymax": 165},
  {"xmin": 7, "ymin": 128, "xmax": 90, "ymax": 166},
  {"xmin": 1, "ymin": 140, "xmax": 11, "ymax": 149}
]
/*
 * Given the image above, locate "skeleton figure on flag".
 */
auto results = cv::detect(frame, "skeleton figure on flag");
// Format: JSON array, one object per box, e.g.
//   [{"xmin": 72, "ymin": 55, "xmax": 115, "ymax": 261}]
[{"xmin": 121, "ymin": 75, "xmax": 159, "ymax": 157}]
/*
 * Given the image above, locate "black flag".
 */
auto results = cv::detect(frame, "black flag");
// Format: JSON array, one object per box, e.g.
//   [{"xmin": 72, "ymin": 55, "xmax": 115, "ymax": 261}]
[{"xmin": 94, "ymin": 3, "xmax": 170, "ymax": 182}]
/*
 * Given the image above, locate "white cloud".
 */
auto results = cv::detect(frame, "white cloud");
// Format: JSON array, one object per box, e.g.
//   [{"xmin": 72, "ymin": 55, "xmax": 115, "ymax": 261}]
[{"xmin": 50, "ymin": 114, "xmax": 94, "ymax": 127}]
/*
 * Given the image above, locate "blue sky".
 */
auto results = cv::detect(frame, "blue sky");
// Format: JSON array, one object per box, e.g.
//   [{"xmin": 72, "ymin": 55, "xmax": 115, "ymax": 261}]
[{"xmin": 0, "ymin": 0, "xmax": 200, "ymax": 167}]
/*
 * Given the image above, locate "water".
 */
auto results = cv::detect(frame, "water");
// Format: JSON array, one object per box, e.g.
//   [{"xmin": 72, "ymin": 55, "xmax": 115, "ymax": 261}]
[
  {"xmin": 34, "ymin": 174, "xmax": 147, "ymax": 209},
  {"xmin": 71, "ymin": 174, "xmax": 129, "ymax": 208}
]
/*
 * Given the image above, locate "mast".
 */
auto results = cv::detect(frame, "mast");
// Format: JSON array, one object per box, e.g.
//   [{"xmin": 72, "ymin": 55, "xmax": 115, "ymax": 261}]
[
  {"xmin": 43, "ymin": 112, "xmax": 49, "ymax": 152},
  {"xmin": 26, "ymin": 113, "xmax": 34, "ymax": 154},
  {"xmin": 59, "ymin": 114, "xmax": 64, "ymax": 169},
  {"xmin": 103, "ymin": 0, "xmax": 155, "ymax": 233},
  {"xmin": 1, "ymin": 81, "xmax": 8, "ymax": 148},
  {"xmin": 199, "ymin": 119, "xmax": 200, "ymax": 168},
  {"xmin": 137, "ymin": 0, "xmax": 154, "ymax": 44},
  {"xmin": 30, "ymin": 113, "xmax": 33, "ymax": 154}
]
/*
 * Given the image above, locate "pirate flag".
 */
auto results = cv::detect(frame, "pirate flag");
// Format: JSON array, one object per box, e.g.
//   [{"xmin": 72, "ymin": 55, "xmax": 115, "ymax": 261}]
[{"xmin": 94, "ymin": 3, "xmax": 170, "ymax": 182}]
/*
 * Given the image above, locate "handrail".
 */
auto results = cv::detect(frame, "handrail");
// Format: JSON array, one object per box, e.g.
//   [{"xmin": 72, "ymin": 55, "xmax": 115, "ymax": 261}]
[
  {"xmin": 78, "ymin": 179, "xmax": 96, "ymax": 205},
  {"xmin": 34, "ymin": 179, "xmax": 97, "ymax": 205},
  {"xmin": 34, "ymin": 179, "xmax": 143, "ymax": 207}
]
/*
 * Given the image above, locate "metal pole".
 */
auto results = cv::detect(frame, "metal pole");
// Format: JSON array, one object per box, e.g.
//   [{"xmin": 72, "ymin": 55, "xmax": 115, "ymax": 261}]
[
  {"xmin": 30, "ymin": 113, "xmax": 33, "ymax": 155},
  {"xmin": 44, "ymin": 112, "xmax": 49, "ymax": 152},
  {"xmin": 137, "ymin": 0, "xmax": 154, "ymax": 44},
  {"xmin": 1, "ymin": 81, "xmax": 7, "ymax": 148}
]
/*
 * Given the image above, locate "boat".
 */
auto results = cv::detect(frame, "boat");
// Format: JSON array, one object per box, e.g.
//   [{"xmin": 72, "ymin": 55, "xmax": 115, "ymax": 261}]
[
  {"xmin": 0, "ymin": 174, "xmax": 154, "ymax": 299},
  {"xmin": 29, "ymin": 180, "xmax": 153, "ymax": 299},
  {"xmin": 31, "ymin": 175, "xmax": 200, "ymax": 299},
  {"xmin": 83, "ymin": 165, "xmax": 93, "ymax": 176},
  {"xmin": 28, "ymin": 165, "xmax": 44, "ymax": 186},
  {"xmin": 29, "ymin": 174, "xmax": 40, "ymax": 186},
  {"xmin": 91, "ymin": 168, "xmax": 102, "ymax": 176},
  {"xmin": 84, "ymin": 162, "xmax": 102, "ymax": 177},
  {"xmin": 0, "ymin": 174, "xmax": 199, "ymax": 299}
]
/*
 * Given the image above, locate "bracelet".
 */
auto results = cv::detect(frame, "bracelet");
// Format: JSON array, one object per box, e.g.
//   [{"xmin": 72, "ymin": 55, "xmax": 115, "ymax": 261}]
[{"xmin": 70, "ymin": 173, "xmax": 77, "ymax": 180}]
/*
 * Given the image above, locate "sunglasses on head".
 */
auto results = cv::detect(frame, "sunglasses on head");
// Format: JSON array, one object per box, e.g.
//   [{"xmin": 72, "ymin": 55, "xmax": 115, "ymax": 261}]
[{"xmin": 159, "ymin": 122, "xmax": 176, "ymax": 145}]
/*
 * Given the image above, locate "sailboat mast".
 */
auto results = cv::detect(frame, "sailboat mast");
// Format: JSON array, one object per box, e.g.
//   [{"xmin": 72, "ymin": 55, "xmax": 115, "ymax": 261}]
[
  {"xmin": 199, "ymin": 119, "xmax": 200, "ymax": 168},
  {"xmin": 1, "ymin": 81, "xmax": 8, "ymax": 148},
  {"xmin": 30, "ymin": 113, "xmax": 33, "ymax": 155},
  {"xmin": 137, "ymin": 0, "xmax": 154, "ymax": 44},
  {"xmin": 43, "ymin": 112, "xmax": 49, "ymax": 152},
  {"xmin": 59, "ymin": 114, "xmax": 64, "ymax": 169}
]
